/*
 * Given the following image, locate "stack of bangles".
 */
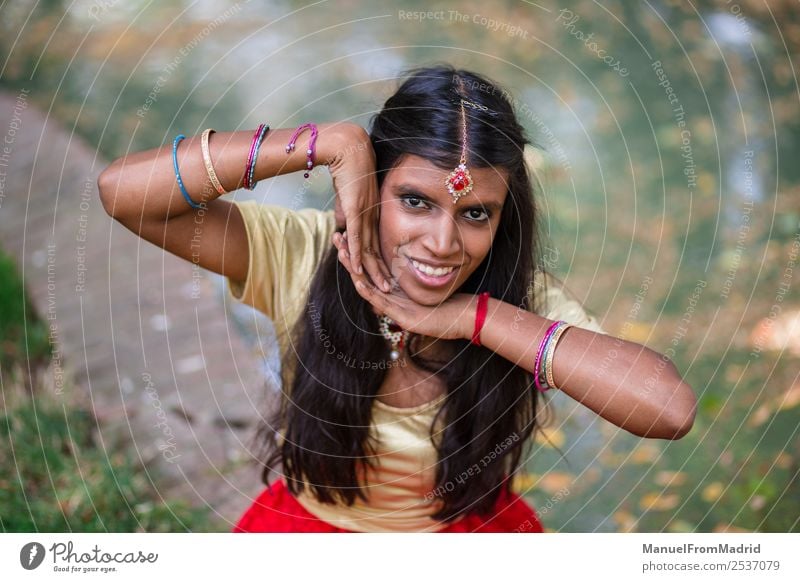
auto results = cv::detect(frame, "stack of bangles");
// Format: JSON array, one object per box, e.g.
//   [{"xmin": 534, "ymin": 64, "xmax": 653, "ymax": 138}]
[
  {"xmin": 170, "ymin": 122, "xmax": 319, "ymax": 209},
  {"xmin": 532, "ymin": 319, "xmax": 573, "ymax": 393},
  {"xmin": 470, "ymin": 292, "xmax": 573, "ymax": 393}
]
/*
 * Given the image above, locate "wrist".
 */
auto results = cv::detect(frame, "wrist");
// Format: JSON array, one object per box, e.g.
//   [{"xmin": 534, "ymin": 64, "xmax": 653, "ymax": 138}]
[{"xmin": 316, "ymin": 122, "xmax": 368, "ymax": 166}]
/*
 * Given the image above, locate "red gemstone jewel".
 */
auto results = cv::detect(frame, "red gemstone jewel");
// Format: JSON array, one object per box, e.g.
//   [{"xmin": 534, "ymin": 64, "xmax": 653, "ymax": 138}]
[
  {"xmin": 450, "ymin": 170, "xmax": 469, "ymax": 190},
  {"xmin": 446, "ymin": 165, "xmax": 473, "ymax": 198}
]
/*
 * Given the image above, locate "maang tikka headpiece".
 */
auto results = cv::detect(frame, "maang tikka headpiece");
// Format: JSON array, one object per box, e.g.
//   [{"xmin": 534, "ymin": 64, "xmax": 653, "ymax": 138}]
[{"xmin": 446, "ymin": 75, "xmax": 493, "ymax": 204}]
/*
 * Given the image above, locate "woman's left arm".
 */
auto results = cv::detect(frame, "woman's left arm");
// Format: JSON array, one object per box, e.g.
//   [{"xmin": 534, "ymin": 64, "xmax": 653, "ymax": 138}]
[
  {"xmin": 465, "ymin": 297, "xmax": 697, "ymax": 440},
  {"xmin": 330, "ymin": 234, "xmax": 696, "ymax": 440}
]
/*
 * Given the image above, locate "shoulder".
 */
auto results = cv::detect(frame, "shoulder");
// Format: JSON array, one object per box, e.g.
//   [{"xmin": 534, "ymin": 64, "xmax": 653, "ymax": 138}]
[
  {"xmin": 231, "ymin": 199, "xmax": 337, "ymax": 268},
  {"xmin": 225, "ymin": 199, "xmax": 337, "ymax": 325}
]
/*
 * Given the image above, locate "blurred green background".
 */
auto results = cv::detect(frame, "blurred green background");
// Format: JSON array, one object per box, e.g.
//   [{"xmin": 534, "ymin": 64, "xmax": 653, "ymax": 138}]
[{"xmin": 1, "ymin": 0, "xmax": 798, "ymax": 532}]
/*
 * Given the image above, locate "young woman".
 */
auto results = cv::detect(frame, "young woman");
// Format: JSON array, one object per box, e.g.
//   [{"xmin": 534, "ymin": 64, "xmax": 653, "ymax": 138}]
[{"xmin": 98, "ymin": 64, "xmax": 696, "ymax": 533}]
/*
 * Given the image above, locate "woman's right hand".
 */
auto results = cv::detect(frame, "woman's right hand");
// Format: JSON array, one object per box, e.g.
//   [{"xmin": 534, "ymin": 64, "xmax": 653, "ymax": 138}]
[{"xmin": 325, "ymin": 123, "xmax": 393, "ymax": 293}]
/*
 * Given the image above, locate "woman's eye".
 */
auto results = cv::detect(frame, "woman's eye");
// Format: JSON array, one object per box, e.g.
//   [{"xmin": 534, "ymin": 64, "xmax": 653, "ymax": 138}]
[
  {"xmin": 466, "ymin": 209, "xmax": 490, "ymax": 222},
  {"xmin": 402, "ymin": 196, "xmax": 427, "ymax": 209}
]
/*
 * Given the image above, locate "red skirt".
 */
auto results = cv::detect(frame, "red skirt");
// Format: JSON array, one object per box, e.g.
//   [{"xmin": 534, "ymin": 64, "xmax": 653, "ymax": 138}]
[{"xmin": 233, "ymin": 478, "xmax": 544, "ymax": 533}]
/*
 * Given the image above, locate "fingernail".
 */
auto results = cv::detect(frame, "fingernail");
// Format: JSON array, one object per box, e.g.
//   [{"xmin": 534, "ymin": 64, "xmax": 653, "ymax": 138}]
[{"xmin": 358, "ymin": 266, "xmax": 363, "ymax": 275}]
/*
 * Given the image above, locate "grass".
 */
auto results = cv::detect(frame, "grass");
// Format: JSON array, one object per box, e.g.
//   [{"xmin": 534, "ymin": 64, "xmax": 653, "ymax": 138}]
[
  {"xmin": 0, "ymin": 371, "xmax": 211, "ymax": 532},
  {"xmin": 0, "ymin": 249, "xmax": 50, "ymax": 379}
]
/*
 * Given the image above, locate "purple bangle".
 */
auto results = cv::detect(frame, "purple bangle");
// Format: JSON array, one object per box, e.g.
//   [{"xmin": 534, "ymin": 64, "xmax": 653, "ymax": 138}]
[
  {"xmin": 534, "ymin": 321, "xmax": 562, "ymax": 393},
  {"xmin": 243, "ymin": 124, "xmax": 269, "ymax": 190}
]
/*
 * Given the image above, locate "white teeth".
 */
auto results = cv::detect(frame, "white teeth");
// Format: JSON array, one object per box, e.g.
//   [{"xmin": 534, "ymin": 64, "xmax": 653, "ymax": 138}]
[{"xmin": 411, "ymin": 259, "xmax": 455, "ymax": 277}]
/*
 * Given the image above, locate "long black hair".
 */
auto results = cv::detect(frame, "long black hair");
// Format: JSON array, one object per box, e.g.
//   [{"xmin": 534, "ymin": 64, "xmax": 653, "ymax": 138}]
[{"xmin": 257, "ymin": 63, "xmax": 555, "ymax": 523}]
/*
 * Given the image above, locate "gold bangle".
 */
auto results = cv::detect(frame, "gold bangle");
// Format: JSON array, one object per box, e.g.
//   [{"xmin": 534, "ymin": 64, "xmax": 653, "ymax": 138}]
[
  {"xmin": 545, "ymin": 323, "xmax": 572, "ymax": 390},
  {"xmin": 201, "ymin": 128, "xmax": 227, "ymax": 195}
]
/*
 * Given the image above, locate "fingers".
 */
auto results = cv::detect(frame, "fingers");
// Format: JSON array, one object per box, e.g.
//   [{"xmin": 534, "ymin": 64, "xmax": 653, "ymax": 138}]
[
  {"xmin": 345, "ymin": 217, "xmax": 364, "ymax": 275},
  {"xmin": 353, "ymin": 272, "xmax": 392, "ymax": 314},
  {"xmin": 332, "ymin": 232, "xmax": 409, "ymax": 322},
  {"xmin": 333, "ymin": 232, "xmax": 355, "ymax": 275},
  {"xmin": 362, "ymin": 251, "xmax": 393, "ymax": 293},
  {"xmin": 375, "ymin": 254, "xmax": 396, "ymax": 290},
  {"xmin": 359, "ymin": 220, "xmax": 394, "ymax": 292},
  {"xmin": 333, "ymin": 233, "xmax": 386, "ymax": 305},
  {"xmin": 334, "ymin": 233, "xmax": 378, "ymax": 287},
  {"xmin": 344, "ymin": 231, "xmax": 392, "ymax": 292},
  {"xmin": 333, "ymin": 231, "xmax": 358, "ymax": 276}
]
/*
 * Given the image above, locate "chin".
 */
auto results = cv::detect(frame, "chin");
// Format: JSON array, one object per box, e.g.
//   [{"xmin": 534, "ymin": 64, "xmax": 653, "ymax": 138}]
[{"xmin": 398, "ymin": 280, "xmax": 458, "ymax": 307}]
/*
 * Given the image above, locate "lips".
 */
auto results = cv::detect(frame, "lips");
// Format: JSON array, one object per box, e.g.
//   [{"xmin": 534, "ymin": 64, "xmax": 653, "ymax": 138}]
[{"xmin": 406, "ymin": 256, "xmax": 459, "ymax": 288}]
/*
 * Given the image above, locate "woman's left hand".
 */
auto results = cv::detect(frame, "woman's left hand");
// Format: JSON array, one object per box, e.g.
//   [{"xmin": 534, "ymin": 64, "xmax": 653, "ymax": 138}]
[{"xmin": 332, "ymin": 232, "xmax": 476, "ymax": 341}]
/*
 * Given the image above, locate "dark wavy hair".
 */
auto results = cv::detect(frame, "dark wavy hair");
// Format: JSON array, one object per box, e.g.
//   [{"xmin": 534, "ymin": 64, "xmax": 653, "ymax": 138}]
[{"xmin": 257, "ymin": 63, "xmax": 557, "ymax": 523}]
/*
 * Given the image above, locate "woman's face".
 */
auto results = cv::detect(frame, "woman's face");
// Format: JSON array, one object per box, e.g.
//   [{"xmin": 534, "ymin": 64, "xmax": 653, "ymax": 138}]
[{"xmin": 377, "ymin": 154, "xmax": 509, "ymax": 306}]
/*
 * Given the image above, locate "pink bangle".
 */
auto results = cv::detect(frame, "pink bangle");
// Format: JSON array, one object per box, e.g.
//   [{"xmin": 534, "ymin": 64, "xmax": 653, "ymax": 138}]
[
  {"xmin": 534, "ymin": 321, "xmax": 561, "ymax": 393},
  {"xmin": 285, "ymin": 123, "xmax": 318, "ymax": 178},
  {"xmin": 243, "ymin": 123, "xmax": 269, "ymax": 190}
]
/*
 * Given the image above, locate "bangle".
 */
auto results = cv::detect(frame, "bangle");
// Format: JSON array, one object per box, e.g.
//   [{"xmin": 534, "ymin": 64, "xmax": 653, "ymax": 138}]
[
  {"xmin": 534, "ymin": 321, "xmax": 561, "ymax": 393},
  {"xmin": 544, "ymin": 322, "xmax": 572, "ymax": 390},
  {"xmin": 538, "ymin": 321, "xmax": 564, "ymax": 390},
  {"xmin": 243, "ymin": 123, "xmax": 269, "ymax": 190},
  {"xmin": 285, "ymin": 123, "xmax": 318, "ymax": 178},
  {"xmin": 172, "ymin": 134, "xmax": 204, "ymax": 210},
  {"xmin": 200, "ymin": 128, "xmax": 227, "ymax": 195},
  {"xmin": 471, "ymin": 292, "xmax": 491, "ymax": 346}
]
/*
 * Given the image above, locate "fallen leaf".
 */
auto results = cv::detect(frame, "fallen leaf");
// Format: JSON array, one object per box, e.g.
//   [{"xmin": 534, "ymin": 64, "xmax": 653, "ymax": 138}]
[
  {"xmin": 631, "ymin": 442, "xmax": 662, "ymax": 464},
  {"xmin": 539, "ymin": 472, "xmax": 574, "ymax": 495},
  {"xmin": 713, "ymin": 523, "xmax": 751, "ymax": 532},
  {"xmin": 536, "ymin": 426, "xmax": 565, "ymax": 448},
  {"xmin": 747, "ymin": 403, "xmax": 773, "ymax": 428},
  {"xmin": 777, "ymin": 382, "xmax": 800, "ymax": 411},
  {"xmin": 640, "ymin": 492, "xmax": 680, "ymax": 512},
  {"xmin": 583, "ymin": 467, "xmax": 602, "ymax": 485},
  {"xmin": 612, "ymin": 510, "xmax": 638, "ymax": 532},
  {"xmin": 749, "ymin": 310, "xmax": 800, "ymax": 355},
  {"xmin": 667, "ymin": 519, "xmax": 695, "ymax": 532},
  {"xmin": 776, "ymin": 452, "xmax": 792, "ymax": 469},
  {"xmin": 511, "ymin": 472, "xmax": 539, "ymax": 494},
  {"xmin": 702, "ymin": 481, "xmax": 725, "ymax": 503},
  {"xmin": 747, "ymin": 381, "xmax": 800, "ymax": 428},
  {"xmin": 617, "ymin": 322, "xmax": 651, "ymax": 343},
  {"xmin": 654, "ymin": 470, "xmax": 688, "ymax": 487}
]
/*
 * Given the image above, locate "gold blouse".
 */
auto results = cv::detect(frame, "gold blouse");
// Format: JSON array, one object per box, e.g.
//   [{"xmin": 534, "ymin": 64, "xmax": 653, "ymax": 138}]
[{"xmin": 227, "ymin": 200, "xmax": 606, "ymax": 532}]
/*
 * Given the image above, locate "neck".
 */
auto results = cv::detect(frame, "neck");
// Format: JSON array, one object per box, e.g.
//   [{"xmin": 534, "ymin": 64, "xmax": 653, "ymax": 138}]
[{"xmin": 408, "ymin": 332, "xmax": 453, "ymax": 363}]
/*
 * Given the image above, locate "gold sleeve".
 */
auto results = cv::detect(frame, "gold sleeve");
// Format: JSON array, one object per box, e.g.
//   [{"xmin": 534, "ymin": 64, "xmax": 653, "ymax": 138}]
[
  {"xmin": 226, "ymin": 200, "xmax": 337, "ymax": 351},
  {"xmin": 531, "ymin": 271, "xmax": 607, "ymax": 335}
]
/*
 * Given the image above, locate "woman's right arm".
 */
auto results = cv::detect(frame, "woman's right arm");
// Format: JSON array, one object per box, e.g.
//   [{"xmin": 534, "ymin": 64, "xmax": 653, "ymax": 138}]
[{"xmin": 96, "ymin": 122, "xmax": 363, "ymax": 283}]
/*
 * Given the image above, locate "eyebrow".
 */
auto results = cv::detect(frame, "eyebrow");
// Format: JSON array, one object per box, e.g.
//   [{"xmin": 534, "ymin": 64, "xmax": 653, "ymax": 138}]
[{"xmin": 394, "ymin": 183, "xmax": 504, "ymax": 212}]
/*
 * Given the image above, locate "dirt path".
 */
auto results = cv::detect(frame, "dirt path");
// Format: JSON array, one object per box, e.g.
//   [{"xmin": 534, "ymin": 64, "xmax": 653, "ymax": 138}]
[{"xmin": 0, "ymin": 89, "xmax": 278, "ymax": 531}]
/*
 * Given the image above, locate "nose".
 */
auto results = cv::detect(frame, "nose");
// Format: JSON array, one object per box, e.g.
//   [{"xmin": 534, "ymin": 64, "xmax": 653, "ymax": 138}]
[{"xmin": 421, "ymin": 212, "xmax": 462, "ymax": 258}]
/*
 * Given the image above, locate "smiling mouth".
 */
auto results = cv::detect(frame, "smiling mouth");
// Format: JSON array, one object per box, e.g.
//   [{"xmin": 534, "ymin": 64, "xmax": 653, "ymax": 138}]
[{"xmin": 406, "ymin": 256, "xmax": 459, "ymax": 287}]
